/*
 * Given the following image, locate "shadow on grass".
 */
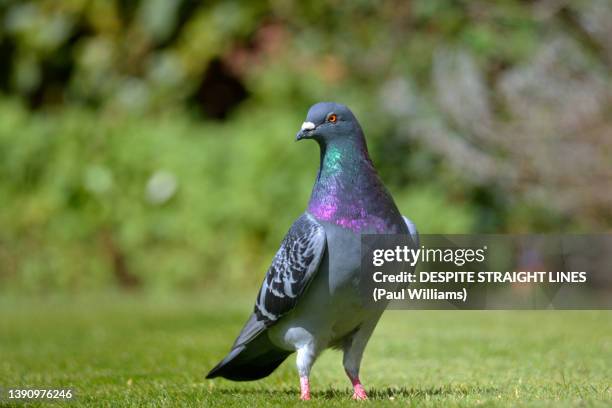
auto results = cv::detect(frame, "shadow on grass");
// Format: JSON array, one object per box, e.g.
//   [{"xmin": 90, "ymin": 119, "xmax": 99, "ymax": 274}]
[{"xmin": 213, "ymin": 384, "xmax": 498, "ymax": 400}]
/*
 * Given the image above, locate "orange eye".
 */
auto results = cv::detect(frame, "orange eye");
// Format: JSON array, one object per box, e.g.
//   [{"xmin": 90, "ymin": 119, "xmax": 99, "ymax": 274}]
[{"xmin": 328, "ymin": 114, "xmax": 337, "ymax": 123}]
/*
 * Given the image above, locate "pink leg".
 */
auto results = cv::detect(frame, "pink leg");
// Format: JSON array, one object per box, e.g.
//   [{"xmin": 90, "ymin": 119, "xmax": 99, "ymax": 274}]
[
  {"xmin": 300, "ymin": 376, "xmax": 311, "ymax": 400},
  {"xmin": 346, "ymin": 371, "xmax": 368, "ymax": 400}
]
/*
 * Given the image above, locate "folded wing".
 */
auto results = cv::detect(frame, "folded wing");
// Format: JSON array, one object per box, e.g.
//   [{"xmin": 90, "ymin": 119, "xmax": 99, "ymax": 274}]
[{"xmin": 253, "ymin": 212, "xmax": 327, "ymax": 327}]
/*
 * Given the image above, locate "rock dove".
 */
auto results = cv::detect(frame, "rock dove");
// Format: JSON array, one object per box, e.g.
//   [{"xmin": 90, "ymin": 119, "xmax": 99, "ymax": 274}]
[{"xmin": 206, "ymin": 102, "xmax": 418, "ymax": 400}]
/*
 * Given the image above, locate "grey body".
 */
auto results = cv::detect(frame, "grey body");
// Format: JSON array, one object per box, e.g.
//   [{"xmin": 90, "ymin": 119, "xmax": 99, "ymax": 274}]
[{"xmin": 269, "ymin": 217, "xmax": 405, "ymax": 351}]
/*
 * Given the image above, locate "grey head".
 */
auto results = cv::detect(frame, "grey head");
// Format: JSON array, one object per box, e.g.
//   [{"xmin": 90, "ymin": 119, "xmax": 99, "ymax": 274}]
[{"xmin": 295, "ymin": 102, "xmax": 365, "ymax": 146}]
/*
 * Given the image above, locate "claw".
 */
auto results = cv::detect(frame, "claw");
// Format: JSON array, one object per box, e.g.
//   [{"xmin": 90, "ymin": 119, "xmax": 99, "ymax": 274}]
[
  {"xmin": 347, "ymin": 373, "xmax": 368, "ymax": 400},
  {"xmin": 352, "ymin": 383, "xmax": 368, "ymax": 400}
]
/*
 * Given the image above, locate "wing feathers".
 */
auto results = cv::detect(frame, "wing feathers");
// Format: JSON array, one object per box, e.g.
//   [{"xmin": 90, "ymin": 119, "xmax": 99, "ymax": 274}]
[
  {"xmin": 402, "ymin": 215, "xmax": 419, "ymax": 247},
  {"xmin": 254, "ymin": 213, "xmax": 326, "ymax": 325}
]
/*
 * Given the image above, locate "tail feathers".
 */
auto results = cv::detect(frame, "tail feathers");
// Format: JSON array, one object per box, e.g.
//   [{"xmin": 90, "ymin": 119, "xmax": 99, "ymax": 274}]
[{"xmin": 206, "ymin": 331, "xmax": 291, "ymax": 381}]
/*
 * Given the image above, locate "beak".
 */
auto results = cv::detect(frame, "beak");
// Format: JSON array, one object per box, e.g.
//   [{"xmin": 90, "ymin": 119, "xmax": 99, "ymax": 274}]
[{"xmin": 296, "ymin": 121, "xmax": 316, "ymax": 141}]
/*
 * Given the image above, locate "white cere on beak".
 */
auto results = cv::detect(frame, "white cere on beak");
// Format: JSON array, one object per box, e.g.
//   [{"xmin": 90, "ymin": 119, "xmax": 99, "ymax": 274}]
[{"xmin": 301, "ymin": 121, "xmax": 315, "ymax": 131}]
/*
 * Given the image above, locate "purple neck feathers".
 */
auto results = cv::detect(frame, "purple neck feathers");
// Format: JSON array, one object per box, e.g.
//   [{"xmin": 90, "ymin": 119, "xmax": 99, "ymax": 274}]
[{"xmin": 307, "ymin": 139, "xmax": 399, "ymax": 233}]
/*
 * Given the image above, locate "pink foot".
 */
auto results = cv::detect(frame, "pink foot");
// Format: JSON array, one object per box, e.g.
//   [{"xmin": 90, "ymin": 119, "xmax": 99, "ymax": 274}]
[
  {"xmin": 300, "ymin": 376, "xmax": 311, "ymax": 401},
  {"xmin": 350, "ymin": 376, "xmax": 368, "ymax": 400}
]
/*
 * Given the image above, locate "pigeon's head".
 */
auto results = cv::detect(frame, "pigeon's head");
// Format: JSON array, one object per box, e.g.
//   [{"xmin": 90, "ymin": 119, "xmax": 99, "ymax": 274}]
[{"xmin": 296, "ymin": 102, "xmax": 363, "ymax": 145}]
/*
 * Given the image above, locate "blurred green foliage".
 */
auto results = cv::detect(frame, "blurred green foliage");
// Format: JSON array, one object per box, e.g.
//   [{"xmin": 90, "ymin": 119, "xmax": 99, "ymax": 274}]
[
  {"xmin": 0, "ymin": 0, "xmax": 610, "ymax": 293},
  {"xmin": 0, "ymin": 99, "xmax": 471, "ymax": 293}
]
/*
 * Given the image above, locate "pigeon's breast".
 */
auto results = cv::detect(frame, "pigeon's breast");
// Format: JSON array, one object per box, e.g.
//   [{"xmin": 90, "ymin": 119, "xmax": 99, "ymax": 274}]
[{"xmin": 322, "ymin": 222, "xmax": 363, "ymax": 289}]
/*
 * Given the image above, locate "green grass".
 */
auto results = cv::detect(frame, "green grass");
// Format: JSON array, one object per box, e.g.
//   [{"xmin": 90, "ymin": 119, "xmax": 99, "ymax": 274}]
[{"xmin": 0, "ymin": 293, "xmax": 610, "ymax": 407}]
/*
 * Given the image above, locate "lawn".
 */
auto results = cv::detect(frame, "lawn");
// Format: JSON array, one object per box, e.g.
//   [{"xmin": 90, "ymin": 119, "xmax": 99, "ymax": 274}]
[{"xmin": 0, "ymin": 293, "xmax": 610, "ymax": 407}]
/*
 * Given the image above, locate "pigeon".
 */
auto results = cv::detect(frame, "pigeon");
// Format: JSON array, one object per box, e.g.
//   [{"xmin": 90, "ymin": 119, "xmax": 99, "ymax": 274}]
[{"xmin": 206, "ymin": 102, "xmax": 418, "ymax": 400}]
